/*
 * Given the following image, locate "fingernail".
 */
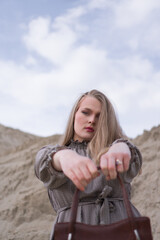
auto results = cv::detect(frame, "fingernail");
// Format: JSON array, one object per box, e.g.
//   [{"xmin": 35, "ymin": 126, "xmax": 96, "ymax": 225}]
[{"xmin": 106, "ymin": 176, "xmax": 110, "ymax": 181}]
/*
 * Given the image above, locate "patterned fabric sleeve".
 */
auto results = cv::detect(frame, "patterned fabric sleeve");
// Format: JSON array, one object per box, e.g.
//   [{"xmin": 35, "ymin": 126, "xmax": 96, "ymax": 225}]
[
  {"xmin": 35, "ymin": 144, "xmax": 69, "ymax": 189},
  {"xmin": 111, "ymin": 139, "xmax": 142, "ymax": 182}
]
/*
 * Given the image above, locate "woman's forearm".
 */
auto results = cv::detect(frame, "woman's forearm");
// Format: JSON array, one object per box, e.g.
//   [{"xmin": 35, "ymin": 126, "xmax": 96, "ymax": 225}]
[{"xmin": 52, "ymin": 149, "xmax": 77, "ymax": 171}]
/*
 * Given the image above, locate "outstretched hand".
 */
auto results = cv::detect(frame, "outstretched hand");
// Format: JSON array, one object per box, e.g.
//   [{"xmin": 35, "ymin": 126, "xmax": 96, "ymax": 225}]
[
  {"xmin": 53, "ymin": 149, "xmax": 99, "ymax": 191},
  {"xmin": 99, "ymin": 142, "xmax": 131, "ymax": 180},
  {"xmin": 53, "ymin": 143, "xmax": 131, "ymax": 190}
]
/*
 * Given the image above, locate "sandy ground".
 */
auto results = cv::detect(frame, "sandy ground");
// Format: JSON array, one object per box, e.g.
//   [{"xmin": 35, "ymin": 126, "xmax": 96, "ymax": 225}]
[{"xmin": 0, "ymin": 123, "xmax": 159, "ymax": 240}]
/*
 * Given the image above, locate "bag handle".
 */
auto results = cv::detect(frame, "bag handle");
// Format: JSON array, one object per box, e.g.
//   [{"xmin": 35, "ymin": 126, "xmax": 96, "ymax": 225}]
[{"xmin": 68, "ymin": 168, "xmax": 140, "ymax": 240}]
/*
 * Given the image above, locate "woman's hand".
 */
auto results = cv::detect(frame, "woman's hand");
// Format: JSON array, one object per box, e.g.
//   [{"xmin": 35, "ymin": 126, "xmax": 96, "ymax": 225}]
[
  {"xmin": 99, "ymin": 142, "xmax": 131, "ymax": 180},
  {"xmin": 53, "ymin": 149, "xmax": 99, "ymax": 191}
]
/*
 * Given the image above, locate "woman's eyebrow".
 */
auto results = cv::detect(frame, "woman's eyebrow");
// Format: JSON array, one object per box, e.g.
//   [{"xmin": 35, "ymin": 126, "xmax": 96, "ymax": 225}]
[{"xmin": 82, "ymin": 108, "xmax": 91, "ymax": 110}]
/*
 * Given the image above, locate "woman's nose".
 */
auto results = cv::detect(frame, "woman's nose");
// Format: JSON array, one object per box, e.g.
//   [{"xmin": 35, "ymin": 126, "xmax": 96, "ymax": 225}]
[{"xmin": 88, "ymin": 115, "xmax": 96, "ymax": 124}]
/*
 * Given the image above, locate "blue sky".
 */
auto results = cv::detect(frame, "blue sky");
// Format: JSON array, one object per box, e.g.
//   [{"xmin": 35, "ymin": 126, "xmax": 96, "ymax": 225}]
[{"xmin": 0, "ymin": 0, "xmax": 160, "ymax": 138}]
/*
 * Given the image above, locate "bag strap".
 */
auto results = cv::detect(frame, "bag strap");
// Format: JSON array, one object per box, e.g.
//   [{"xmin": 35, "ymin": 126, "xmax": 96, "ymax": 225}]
[
  {"xmin": 117, "ymin": 173, "xmax": 134, "ymax": 219},
  {"xmin": 68, "ymin": 169, "xmax": 140, "ymax": 240},
  {"xmin": 68, "ymin": 188, "xmax": 80, "ymax": 239}
]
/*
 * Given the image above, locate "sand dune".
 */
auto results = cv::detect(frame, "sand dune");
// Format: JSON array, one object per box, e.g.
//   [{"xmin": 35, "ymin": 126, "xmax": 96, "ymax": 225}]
[{"xmin": 0, "ymin": 123, "xmax": 159, "ymax": 240}]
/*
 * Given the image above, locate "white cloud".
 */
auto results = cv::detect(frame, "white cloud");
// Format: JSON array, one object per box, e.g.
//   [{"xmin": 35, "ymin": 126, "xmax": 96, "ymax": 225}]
[
  {"xmin": 25, "ymin": 55, "xmax": 37, "ymax": 66},
  {"xmin": 23, "ymin": 17, "xmax": 77, "ymax": 66},
  {"xmin": 54, "ymin": 5, "xmax": 86, "ymax": 24},
  {"xmin": 0, "ymin": 60, "xmax": 47, "ymax": 105},
  {"xmin": 114, "ymin": 0, "xmax": 160, "ymax": 28},
  {"xmin": 138, "ymin": 79, "xmax": 160, "ymax": 109},
  {"xmin": 23, "ymin": 5, "xmax": 90, "ymax": 67},
  {"xmin": 87, "ymin": 0, "xmax": 112, "ymax": 9},
  {"xmin": 0, "ymin": 0, "xmax": 160, "ymax": 137},
  {"xmin": 94, "ymin": 55, "xmax": 159, "ymax": 114}
]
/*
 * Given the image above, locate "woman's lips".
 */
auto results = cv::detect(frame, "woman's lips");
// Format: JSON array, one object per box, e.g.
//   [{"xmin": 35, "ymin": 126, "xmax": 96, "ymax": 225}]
[{"xmin": 85, "ymin": 127, "xmax": 94, "ymax": 132}]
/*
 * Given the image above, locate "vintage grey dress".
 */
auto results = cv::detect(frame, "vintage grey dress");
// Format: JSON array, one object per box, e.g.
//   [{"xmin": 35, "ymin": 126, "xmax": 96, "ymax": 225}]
[{"xmin": 35, "ymin": 139, "xmax": 142, "ymax": 239}]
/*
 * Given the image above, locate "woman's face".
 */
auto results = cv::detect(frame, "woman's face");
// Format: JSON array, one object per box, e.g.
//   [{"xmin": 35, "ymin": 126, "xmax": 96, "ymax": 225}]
[{"xmin": 74, "ymin": 96, "xmax": 102, "ymax": 142}]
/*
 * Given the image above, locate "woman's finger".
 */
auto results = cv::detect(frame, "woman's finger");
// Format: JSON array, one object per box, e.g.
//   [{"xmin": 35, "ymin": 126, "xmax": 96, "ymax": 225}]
[
  {"xmin": 79, "ymin": 164, "xmax": 92, "ymax": 183},
  {"xmin": 86, "ymin": 160, "xmax": 99, "ymax": 179},
  {"xmin": 100, "ymin": 155, "xmax": 109, "ymax": 177},
  {"xmin": 115, "ymin": 158, "xmax": 124, "ymax": 173},
  {"xmin": 107, "ymin": 156, "xmax": 117, "ymax": 179},
  {"xmin": 123, "ymin": 154, "xmax": 130, "ymax": 171},
  {"xmin": 67, "ymin": 169, "xmax": 86, "ymax": 191},
  {"xmin": 73, "ymin": 167, "xmax": 88, "ymax": 186}
]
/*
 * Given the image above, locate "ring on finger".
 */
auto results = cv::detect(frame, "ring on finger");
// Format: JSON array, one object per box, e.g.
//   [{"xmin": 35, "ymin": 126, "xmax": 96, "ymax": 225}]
[{"xmin": 116, "ymin": 159, "xmax": 122, "ymax": 166}]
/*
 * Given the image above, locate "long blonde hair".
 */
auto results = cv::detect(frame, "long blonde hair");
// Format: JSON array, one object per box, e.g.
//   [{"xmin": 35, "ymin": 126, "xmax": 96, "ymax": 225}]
[{"xmin": 61, "ymin": 90, "xmax": 125, "ymax": 160}]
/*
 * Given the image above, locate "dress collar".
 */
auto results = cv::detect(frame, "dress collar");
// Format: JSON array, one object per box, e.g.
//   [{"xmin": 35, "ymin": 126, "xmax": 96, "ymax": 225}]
[{"xmin": 69, "ymin": 139, "xmax": 88, "ymax": 147}]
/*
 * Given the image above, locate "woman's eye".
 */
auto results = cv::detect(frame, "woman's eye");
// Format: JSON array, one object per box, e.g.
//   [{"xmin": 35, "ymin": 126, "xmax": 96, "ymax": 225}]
[{"xmin": 82, "ymin": 111, "xmax": 88, "ymax": 115}]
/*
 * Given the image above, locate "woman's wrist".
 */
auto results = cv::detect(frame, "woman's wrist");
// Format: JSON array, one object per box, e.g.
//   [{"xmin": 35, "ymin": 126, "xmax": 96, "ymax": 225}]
[
  {"xmin": 111, "ymin": 139, "xmax": 135, "ymax": 156},
  {"xmin": 53, "ymin": 149, "xmax": 76, "ymax": 171},
  {"xmin": 48, "ymin": 147, "xmax": 68, "ymax": 171}
]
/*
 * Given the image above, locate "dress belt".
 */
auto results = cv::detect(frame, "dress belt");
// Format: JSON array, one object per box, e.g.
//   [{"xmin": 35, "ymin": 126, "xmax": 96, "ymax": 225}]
[
  {"xmin": 57, "ymin": 196, "xmax": 124, "ymax": 225},
  {"xmin": 56, "ymin": 183, "xmax": 128, "ymax": 224}
]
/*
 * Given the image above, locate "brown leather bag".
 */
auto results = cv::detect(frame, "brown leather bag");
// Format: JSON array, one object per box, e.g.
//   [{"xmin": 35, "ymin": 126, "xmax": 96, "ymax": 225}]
[{"xmin": 53, "ymin": 174, "xmax": 153, "ymax": 240}]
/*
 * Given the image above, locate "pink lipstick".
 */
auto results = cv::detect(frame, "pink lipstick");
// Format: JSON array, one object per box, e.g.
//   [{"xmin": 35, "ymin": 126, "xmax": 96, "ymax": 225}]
[{"xmin": 85, "ymin": 127, "xmax": 94, "ymax": 132}]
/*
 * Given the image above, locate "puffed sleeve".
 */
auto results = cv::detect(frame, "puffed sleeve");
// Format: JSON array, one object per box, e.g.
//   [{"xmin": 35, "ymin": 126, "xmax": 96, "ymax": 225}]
[
  {"xmin": 112, "ymin": 139, "xmax": 142, "ymax": 183},
  {"xmin": 35, "ymin": 144, "xmax": 69, "ymax": 189}
]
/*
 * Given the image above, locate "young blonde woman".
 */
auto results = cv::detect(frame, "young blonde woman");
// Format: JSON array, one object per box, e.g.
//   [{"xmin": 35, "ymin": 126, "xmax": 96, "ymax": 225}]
[{"xmin": 35, "ymin": 89, "xmax": 142, "ymax": 240}]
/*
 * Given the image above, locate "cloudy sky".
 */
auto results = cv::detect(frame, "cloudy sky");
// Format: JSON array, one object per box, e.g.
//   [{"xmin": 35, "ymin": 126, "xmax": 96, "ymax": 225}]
[{"xmin": 0, "ymin": 0, "xmax": 160, "ymax": 138}]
